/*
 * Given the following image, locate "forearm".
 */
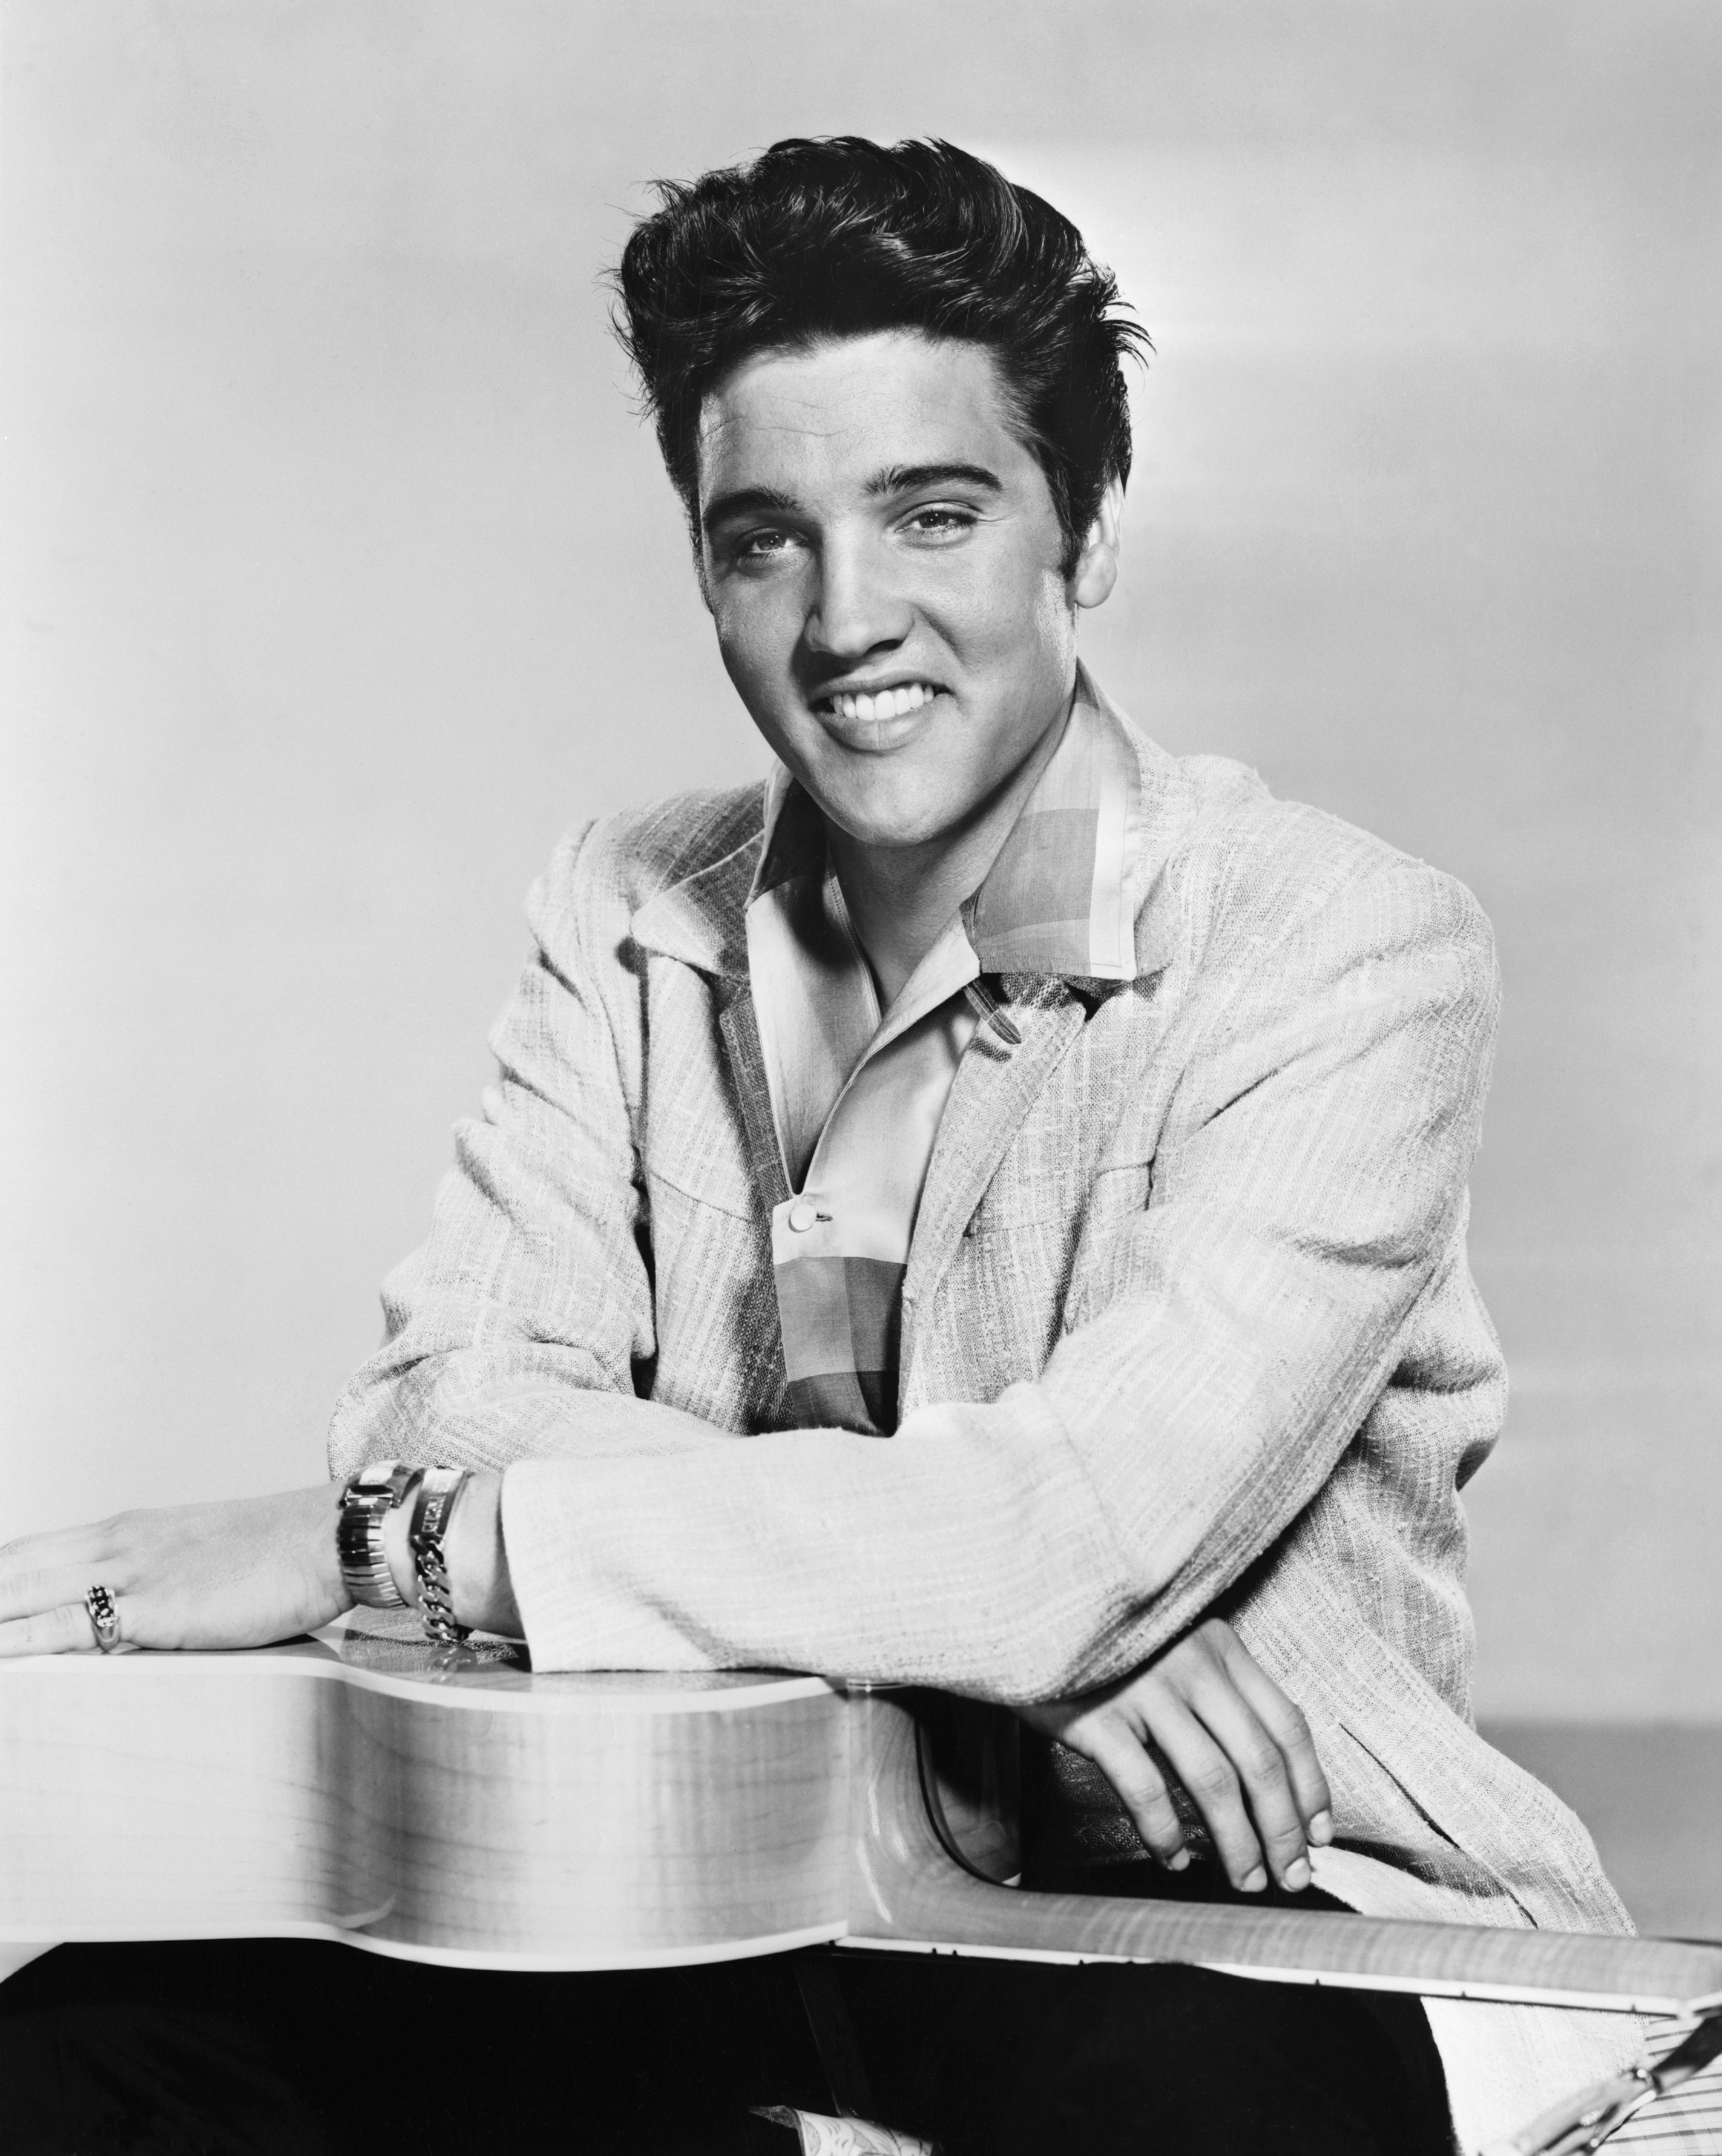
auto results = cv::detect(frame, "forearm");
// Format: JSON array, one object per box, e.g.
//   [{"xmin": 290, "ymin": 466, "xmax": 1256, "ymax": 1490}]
[
  {"xmin": 501, "ymin": 1396, "xmax": 1102, "ymax": 1695},
  {"xmin": 496, "ymin": 1208, "xmax": 1445, "ymax": 1696}
]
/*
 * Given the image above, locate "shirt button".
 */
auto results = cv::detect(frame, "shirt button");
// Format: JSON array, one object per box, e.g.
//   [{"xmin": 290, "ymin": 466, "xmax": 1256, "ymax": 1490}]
[{"xmin": 787, "ymin": 1200, "xmax": 819, "ymax": 1233}]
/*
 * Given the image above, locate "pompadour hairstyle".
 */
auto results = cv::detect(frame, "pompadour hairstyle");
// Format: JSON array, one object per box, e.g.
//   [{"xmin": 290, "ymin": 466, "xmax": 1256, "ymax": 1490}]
[{"xmin": 612, "ymin": 136, "xmax": 1149, "ymax": 574}]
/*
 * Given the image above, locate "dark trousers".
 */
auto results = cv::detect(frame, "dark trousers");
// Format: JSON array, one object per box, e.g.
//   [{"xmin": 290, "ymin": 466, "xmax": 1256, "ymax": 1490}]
[{"xmin": 2, "ymin": 1930, "xmax": 1451, "ymax": 2155}]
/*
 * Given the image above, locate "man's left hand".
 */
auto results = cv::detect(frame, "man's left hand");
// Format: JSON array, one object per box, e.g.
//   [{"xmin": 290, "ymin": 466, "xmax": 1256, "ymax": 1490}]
[{"xmin": 1018, "ymin": 1617, "xmax": 1334, "ymax": 1895}]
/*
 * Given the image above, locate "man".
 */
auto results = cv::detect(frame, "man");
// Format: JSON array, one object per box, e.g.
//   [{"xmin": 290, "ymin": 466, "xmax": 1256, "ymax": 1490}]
[{"xmin": 1, "ymin": 137, "xmax": 1641, "ymax": 2154}]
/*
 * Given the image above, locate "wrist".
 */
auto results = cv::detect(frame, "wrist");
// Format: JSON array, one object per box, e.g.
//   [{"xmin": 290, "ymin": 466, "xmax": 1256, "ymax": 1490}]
[
  {"xmin": 316, "ymin": 1482, "xmax": 357, "ymax": 1615},
  {"xmin": 442, "ymin": 1473, "xmax": 523, "ymax": 1639},
  {"xmin": 375, "ymin": 1470, "xmax": 521, "ymax": 1640}
]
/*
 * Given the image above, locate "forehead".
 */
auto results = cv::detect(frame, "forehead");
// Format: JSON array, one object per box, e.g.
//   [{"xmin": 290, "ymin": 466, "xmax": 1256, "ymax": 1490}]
[{"xmin": 695, "ymin": 331, "xmax": 1030, "ymax": 502}]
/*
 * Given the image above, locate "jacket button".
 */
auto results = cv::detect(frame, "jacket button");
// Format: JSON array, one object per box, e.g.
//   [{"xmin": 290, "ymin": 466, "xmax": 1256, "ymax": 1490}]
[{"xmin": 787, "ymin": 1200, "xmax": 819, "ymax": 1232}]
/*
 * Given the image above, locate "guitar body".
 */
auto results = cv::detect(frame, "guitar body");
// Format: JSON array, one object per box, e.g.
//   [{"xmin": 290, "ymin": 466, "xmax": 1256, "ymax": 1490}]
[
  {"xmin": 2, "ymin": 1621, "xmax": 855, "ymax": 1968},
  {"xmin": 5, "ymin": 1612, "xmax": 1720, "ymax": 2032}
]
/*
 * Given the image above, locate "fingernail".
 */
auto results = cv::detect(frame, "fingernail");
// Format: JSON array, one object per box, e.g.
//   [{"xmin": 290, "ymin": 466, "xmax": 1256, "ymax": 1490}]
[
  {"xmin": 1165, "ymin": 1849, "xmax": 1191, "ymax": 1872},
  {"xmin": 1241, "ymin": 1867, "xmax": 1268, "ymax": 1893},
  {"xmin": 1310, "ymin": 1810, "xmax": 1335, "ymax": 1846},
  {"xmin": 1283, "ymin": 1857, "xmax": 1311, "ymax": 1892}
]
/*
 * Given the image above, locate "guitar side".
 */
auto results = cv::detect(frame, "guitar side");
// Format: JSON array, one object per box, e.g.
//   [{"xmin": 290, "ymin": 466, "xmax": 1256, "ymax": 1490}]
[{"xmin": 1, "ymin": 1635, "xmax": 850, "ymax": 1968}]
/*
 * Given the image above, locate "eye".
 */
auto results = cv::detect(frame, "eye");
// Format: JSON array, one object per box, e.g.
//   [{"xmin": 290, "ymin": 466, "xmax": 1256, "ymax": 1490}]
[
  {"xmin": 735, "ymin": 527, "xmax": 798, "ymax": 562},
  {"xmin": 901, "ymin": 504, "xmax": 978, "ymax": 541}
]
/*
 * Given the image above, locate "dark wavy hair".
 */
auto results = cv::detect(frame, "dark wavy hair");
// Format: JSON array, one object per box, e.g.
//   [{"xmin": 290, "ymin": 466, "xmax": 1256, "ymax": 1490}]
[{"xmin": 612, "ymin": 136, "xmax": 1149, "ymax": 575}]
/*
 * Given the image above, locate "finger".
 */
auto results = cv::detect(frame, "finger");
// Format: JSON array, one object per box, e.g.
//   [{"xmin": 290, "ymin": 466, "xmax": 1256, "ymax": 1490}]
[
  {"xmin": 0, "ymin": 1559, "xmax": 110, "ymax": 1626},
  {"xmin": 1180, "ymin": 1674, "xmax": 1311, "ymax": 1893},
  {"xmin": 0, "ymin": 1599, "xmax": 113, "ymax": 1659},
  {"xmin": 1138, "ymin": 1695, "xmax": 1271, "ymax": 1893},
  {"xmin": 0, "ymin": 1528, "xmax": 117, "ymax": 1625},
  {"xmin": 1217, "ymin": 1636, "xmax": 1334, "ymax": 1846},
  {"xmin": 1076, "ymin": 1713, "xmax": 1194, "ymax": 1871}
]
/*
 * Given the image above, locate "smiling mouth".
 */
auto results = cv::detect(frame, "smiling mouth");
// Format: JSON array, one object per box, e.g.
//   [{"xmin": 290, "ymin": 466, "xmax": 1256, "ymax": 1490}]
[{"xmin": 813, "ymin": 680, "xmax": 943, "ymax": 722}]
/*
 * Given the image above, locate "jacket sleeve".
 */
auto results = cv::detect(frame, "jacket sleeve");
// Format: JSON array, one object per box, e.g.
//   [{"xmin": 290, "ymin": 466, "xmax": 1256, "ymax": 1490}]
[
  {"xmin": 327, "ymin": 821, "xmax": 732, "ymax": 1481},
  {"xmin": 499, "ymin": 852, "xmax": 1500, "ymax": 1700}
]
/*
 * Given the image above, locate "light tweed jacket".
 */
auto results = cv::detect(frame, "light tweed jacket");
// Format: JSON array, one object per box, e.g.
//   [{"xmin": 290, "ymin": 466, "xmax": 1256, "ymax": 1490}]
[{"xmin": 330, "ymin": 703, "xmax": 1644, "ymax": 2136}]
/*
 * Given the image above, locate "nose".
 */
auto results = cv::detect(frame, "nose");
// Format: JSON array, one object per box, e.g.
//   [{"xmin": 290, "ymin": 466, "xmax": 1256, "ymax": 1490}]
[{"xmin": 804, "ymin": 528, "xmax": 912, "ymax": 663}]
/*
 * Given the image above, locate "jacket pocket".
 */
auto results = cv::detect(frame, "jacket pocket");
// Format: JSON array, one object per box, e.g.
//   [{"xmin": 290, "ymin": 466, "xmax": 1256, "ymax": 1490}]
[{"xmin": 642, "ymin": 1154, "xmax": 761, "ymax": 1224}]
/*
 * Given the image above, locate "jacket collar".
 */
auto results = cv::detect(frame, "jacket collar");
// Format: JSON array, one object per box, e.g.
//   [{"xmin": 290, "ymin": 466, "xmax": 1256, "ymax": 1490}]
[
  {"xmin": 628, "ymin": 831, "xmax": 760, "ymax": 982},
  {"xmin": 629, "ymin": 666, "xmax": 1181, "ymax": 985}
]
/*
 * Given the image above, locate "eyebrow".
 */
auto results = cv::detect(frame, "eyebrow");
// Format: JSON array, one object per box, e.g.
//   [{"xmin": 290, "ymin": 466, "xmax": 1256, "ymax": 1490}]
[
  {"xmin": 866, "ymin": 461, "xmax": 1003, "ymax": 498},
  {"xmin": 700, "ymin": 483, "xmax": 805, "ymax": 530}
]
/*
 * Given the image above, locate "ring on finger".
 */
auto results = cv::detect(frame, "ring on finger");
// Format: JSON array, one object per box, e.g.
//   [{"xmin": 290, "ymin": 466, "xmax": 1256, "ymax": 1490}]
[{"xmin": 84, "ymin": 1584, "xmax": 122, "ymax": 1653}]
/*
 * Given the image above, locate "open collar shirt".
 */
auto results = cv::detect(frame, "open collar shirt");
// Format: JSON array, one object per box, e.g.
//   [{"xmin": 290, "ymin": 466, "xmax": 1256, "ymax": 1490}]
[{"xmin": 747, "ymin": 668, "xmax": 1143, "ymax": 1435}]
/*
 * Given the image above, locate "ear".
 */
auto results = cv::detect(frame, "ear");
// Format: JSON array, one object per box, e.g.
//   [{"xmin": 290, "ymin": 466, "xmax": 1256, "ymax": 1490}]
[{"xmin": 1070, "ymin": 478, "xmax": 1123, "ymax": 611}]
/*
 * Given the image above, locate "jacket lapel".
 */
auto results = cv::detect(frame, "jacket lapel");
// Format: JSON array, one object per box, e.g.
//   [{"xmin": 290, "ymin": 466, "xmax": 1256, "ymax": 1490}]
[
  {"xmin": 628, "ymin": 829, "xmax": 793, "ymax": 1217},
  {"xmin": 716, "ymin": 981, "xmax": 792, "ymax": 1214},
  {"xmin": 901, "ymin": 978, "xmax": 1088, "ymax": 1374}
]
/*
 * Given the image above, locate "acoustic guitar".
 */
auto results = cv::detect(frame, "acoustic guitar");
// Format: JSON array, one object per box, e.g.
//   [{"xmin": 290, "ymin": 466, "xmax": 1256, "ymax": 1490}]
[{"xmin": 5, "ymin": 1614, "xmax": 1721, "ymax": 2154}]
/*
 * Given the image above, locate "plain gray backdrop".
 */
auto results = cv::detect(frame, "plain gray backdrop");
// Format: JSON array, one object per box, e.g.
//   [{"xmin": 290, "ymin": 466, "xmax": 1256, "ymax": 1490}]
[{"xmin": 3, "ymin": 0, "xmax": 1718, "ymax": 1722}]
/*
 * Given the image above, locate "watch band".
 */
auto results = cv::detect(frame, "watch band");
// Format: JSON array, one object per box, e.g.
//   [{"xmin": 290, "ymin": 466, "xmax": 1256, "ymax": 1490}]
[
  {"xmin": 409, "ymin": 1466, "xmax": 472, "ymax": 1647},
  {"xmin": 337, "ymin": 1461, "xmax": 417, "ymax": 1610}
]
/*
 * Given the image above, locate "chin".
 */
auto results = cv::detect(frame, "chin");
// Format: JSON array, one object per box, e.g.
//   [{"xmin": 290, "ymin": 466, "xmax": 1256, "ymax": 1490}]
[{"xmin": 813, "ymin": 767, "xmax": 968, "ymax": 850}]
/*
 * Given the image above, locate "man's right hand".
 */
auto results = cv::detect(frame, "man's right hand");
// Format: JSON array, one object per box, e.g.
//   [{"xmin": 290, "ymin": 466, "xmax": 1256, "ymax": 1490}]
[
  {"xmin": 1017, "ymin": 1617, "xmax": 1334, "ymax": 1895},
  {"xmin": 0, "ymin": 1486, "xmax": 349, "ymax": 1657}
]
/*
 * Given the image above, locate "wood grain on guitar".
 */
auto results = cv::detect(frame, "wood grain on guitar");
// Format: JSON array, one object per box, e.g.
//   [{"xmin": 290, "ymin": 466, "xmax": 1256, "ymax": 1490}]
[{"xmin": 5, "ymin": 1612, "xmax": 1721, "ymax": 2032}]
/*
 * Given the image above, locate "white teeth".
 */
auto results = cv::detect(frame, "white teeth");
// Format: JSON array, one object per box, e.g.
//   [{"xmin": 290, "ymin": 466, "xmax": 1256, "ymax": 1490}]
[{"xmin": 829, "ymin": 683, "xmax": 936, "ymax": 720}]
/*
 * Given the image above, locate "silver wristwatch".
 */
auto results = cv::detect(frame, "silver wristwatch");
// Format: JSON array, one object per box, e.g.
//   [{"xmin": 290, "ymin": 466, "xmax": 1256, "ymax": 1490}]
[{"xmin": 337, "ymin": 1460, "xmax": 418, "ymax": 1609}]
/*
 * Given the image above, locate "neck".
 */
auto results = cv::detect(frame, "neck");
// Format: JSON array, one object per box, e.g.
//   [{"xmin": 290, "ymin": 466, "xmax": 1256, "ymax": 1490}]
[{"xmin": 823, "ymin": 692, "xmax": 1072, "ymax": 1011}]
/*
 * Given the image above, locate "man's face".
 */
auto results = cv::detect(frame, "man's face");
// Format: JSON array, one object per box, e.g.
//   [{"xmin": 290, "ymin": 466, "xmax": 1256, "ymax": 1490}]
[{"xmin": 696, "ymin": 332, "xmax": 1100, "ymax": 853}]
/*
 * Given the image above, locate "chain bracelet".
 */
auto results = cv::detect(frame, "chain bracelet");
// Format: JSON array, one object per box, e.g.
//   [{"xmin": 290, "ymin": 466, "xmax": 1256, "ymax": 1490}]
[{"xmin": 408, "ymin": 1466, "xmax": 473, "ymax": 1647}]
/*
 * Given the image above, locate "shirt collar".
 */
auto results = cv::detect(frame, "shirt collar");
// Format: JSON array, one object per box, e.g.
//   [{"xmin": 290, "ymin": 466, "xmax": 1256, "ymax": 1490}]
[
  {"xmin": 747, "ymin": 662, "xmax": 1145, "ymax": 982},
  {"xmin": 750, "ymin": 760, "xmax": 828, "ymax": 904}
]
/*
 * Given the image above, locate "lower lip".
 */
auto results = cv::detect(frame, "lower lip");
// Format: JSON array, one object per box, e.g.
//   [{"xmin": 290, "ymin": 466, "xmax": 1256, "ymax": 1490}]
[{"xmin": 815, "ymin": 694, "xmax": 946, "ymax": 754}]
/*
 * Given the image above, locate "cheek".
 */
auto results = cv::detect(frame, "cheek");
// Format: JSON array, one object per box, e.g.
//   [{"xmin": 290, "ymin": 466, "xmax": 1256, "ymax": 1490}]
[
  {"xmin": 711, "ymin": 607, "xmax": 777, "ymax": 705},
  {"xmin": 956, "ymin": 579, "xmax": 1076, "ymax": 722},
  {"xmin": 947, "ymin": 542, "xmax": 1068, "ymax": 658},
  {"xmin": 712, "ymin": 581, "xmax": 803, "ymax": 694},
  {"xmin": 1030, "ymin": 577, "xmax": 1077, "ymax": 665},
  {"xmin": 711, "ymin": 602, "xmax": 811, "ymax": 770}
]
